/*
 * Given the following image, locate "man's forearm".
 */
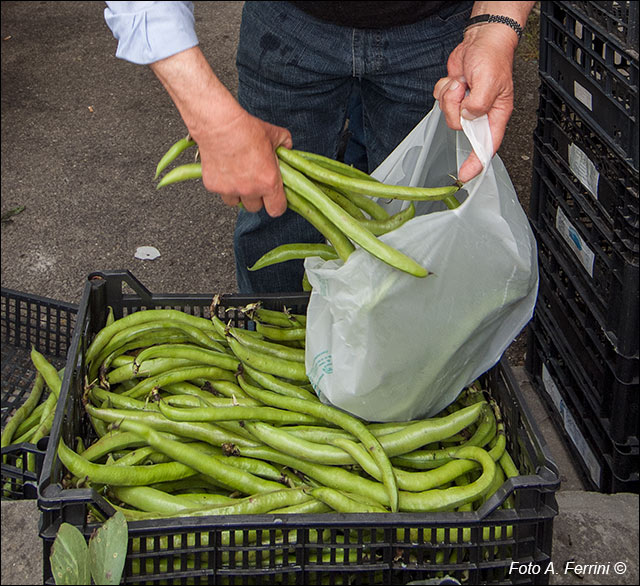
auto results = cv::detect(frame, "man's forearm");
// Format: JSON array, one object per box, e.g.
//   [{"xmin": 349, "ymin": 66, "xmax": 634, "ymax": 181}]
[{"xmin": 150, "ymin": 46, "xmax": 243, "ymax": 143}]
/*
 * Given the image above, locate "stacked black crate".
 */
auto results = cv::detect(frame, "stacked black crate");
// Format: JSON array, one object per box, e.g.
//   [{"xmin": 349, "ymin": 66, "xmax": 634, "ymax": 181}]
[{"xmin": 527, "ymin": 1, "xmax": 639, "ymax": 493}]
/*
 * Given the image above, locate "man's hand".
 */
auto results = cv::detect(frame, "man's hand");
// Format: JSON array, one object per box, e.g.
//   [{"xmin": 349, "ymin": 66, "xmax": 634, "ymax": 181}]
[
  {"xmin": 433, "ymin": 2, "xmax": 534, "ymax": 183},
  {"xmin": 196, "ymin": 109, "xmax": 292, "ymax": 216},
  {"xmin": 151, "ymin": 47, "xmax": 292, "ymax": 217}
]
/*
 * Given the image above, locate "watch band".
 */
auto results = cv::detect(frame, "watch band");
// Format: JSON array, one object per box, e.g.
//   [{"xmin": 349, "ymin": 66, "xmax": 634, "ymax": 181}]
[{"xmin": 464, "ymin": 14, "xmax": 524, "ymax": 41}]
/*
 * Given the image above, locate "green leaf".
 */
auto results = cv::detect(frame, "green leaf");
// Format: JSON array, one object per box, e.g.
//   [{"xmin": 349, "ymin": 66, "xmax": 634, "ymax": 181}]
[
  {"xmin": 50, "ymin": 523, "xmax": 91, "ymax": 585},
  {"xmin": 89, "ymin": 511, "xmax": 128, "ymax": 585}
]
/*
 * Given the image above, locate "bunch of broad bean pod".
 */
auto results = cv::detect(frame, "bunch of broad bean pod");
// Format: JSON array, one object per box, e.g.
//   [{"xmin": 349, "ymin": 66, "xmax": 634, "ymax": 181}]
[
  {"xmin": 41, "ymin": 299, "xmax": 520, "ymax": 526},
  {"xmin": 154, "ymin": 136, "xmax": 463, "ymax": 283}
]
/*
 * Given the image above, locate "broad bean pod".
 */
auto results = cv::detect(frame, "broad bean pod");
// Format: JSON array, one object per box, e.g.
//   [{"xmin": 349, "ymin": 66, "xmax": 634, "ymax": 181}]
[
  {"xmin": 133, "ymin": 344, "xmax": 240, "ymax": 373},
  {"xmin": 107, "ymin": 446, "xmax": 158, "ymax": 467},
  {"xmin": 227, "ymin": 336, "xmax": 308, "ymax": 382},
  {"xmin": 156, "ymin": 162, "xmax": 203, "ymax": 188},
  {"xmin": 228, "ymin": 326, "xmax": 305, "ymax": 363},
  {"xmin": 155, "ymin": 135, "xmax": 196, "ymax": 179},
  {"xmin": 254, "ymin": 322, "xmax": 306, "ymax": 342},
  {"xmin": 358, "ymin": 203, "xmax": 416, "ymax": 236},
  {"xmin": 157, "ymin": 398, "xmax": 323, "ymax": 426},
  {"xmin": 12, "ymin": 400, "xmax": 49, "ymax": 439},
  {"xmin": 251, "ymin": 307, "xmax": 307, "ymax": 328},
  {"xmin": 122, "ymin": 365, "xmax": 237, "ymax": 399},
  {"xmin": 106, "ymin": 357, "xmax": 197, "ymax": 386},
  {"xmin": 117, "ymin": 419, "xmax": 286, "ymax": 495},
  {"xmin": 57, "ymin": 438, "xmax": 198, "ymax": 486},
  {"xmin": 294, "ymin": 149, "xmax": 379, "ymax": 183},
  {"xmin": 79, "ymin": 430, "xmax": 149, "ymax": 462},
  {"xmin": 240, "ymin": 364, "xmax": 319, "ymax": 402},
  {"xmin": 112, "ymin": 485, "xmax": 207, "ymax": 515},
  {"xmin": 97, "ymin": 331, "xmax": 196, "ymax": 376},
  {"xmin": 248, "ymin": 243, "xmax": 338, "ymax": 272},
  {"xmin": 85, "ymin": 404, "xmax": 261, "ymax": 448},
  {"xmin": 1, "ymin": 374, "xmax": 45, "ymax": 454},
  {"xmin": 371, "ymin": 402, "xmax": 487, "ymax": 456},
  {"xmin": 312, "ymin": 487, "xmax": 388, "ymax": 513},
  {"xmin": 390, "ymin": 405, "xmax": 495, "ymax": 469},
  {"xmin": 160, "ymin": 381, "xmax": 258, "ymax": 405},
  {"xmin": 242, "ymin": 421, "xmax": 355, "ymax": 466},
  {"xmin": 277, "ymin": 147, "xmax": 460, "ymax": 203},
  {"xmin": 118, "ymin": 487, "xmax": 313, "ymax": 520}
]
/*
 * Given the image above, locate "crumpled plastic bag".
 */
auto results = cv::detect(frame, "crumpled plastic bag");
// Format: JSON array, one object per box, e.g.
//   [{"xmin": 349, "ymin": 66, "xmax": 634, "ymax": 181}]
[{"xmin": 304, "ymin": 103, "xmax": 538, "ymax": 422}]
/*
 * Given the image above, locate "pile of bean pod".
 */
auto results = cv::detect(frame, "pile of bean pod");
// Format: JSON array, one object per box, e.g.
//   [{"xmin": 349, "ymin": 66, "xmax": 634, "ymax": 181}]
[
  {"xmin": 1, "ymin": 348, "xmax": 64, "ymax": 482},
  {"xmin": 154, "ymin": 137, "xmax": 463, "ymax": 282},
  {"xmin": 15, "ymin": 300, "xmax": 519, "ymax": 523}
]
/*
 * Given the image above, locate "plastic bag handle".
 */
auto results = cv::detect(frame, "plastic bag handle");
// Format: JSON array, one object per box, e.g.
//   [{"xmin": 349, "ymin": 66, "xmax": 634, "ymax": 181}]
[
  {"xmin": 460, "ymin": 114, "xmax": 493, "ymax": 176},
  {"xmin": 451, "ymin": 112, "xmax": 500, "ymax": 215}
]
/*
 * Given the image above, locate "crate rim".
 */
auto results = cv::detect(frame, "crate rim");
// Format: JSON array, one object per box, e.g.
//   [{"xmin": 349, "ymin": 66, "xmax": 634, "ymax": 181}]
[
  {"xmin": 39, "ymin": 494, "xmax": 559, "ymax": 537},
  {"xmin": 1, "ymin": 287, "xmax": 79, "ymax": 313}
]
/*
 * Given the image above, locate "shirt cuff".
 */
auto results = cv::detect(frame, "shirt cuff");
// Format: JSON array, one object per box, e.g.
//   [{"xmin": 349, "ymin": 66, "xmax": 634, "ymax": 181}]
[{"xmin": 104, "ymin": 1, "xmax": 199, "ymax": 65}]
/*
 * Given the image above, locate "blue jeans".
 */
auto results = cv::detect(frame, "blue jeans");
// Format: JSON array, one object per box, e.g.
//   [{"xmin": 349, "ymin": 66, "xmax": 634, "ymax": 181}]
[
  {"xmin": 342, "ymin": 85, "xmax": 369, "ymax": 173},
  {"xmin": 234, "ymin": 0, "xmax": 472, "ymax": 293}
]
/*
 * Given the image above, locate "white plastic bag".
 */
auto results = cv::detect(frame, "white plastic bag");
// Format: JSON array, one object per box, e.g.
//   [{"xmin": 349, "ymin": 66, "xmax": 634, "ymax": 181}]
[{"xmin": 304, "ymin": 103, "xmax": 538, "ymax": 422}]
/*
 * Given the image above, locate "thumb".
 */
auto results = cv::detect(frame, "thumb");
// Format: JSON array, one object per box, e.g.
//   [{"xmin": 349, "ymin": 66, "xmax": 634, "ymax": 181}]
[{"xmin": 457, "ymin": 151, "xmax": 484, "ymax": 183}]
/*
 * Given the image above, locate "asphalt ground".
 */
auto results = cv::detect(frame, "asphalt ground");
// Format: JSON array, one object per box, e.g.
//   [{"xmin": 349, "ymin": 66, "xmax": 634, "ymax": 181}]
[{"xmin": 1, "ymin": 2, "xmax": 638, "ymax": 585}]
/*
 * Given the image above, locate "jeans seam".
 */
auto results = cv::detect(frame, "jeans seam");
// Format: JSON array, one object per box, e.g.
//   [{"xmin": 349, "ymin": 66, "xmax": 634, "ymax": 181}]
[
  {"xmin": 351, "ymin": 28, "xmax": 356, "ymax": 77},
  {"xmin": 352, "ymin": 28, "xmax": 365, "ymax": 79}
]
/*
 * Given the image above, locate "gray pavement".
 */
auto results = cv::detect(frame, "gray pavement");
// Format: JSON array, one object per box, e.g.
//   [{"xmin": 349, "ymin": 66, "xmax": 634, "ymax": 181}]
[{"xmin": 1, "ymin": 2, "xmax": 638, "ymax": 585}]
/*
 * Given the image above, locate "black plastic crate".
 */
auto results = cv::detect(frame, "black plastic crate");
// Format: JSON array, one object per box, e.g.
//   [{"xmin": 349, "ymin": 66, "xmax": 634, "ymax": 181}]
[
  {"xmin": 534, "ymin": 79, "xmax": 638, "ymax": 253},
  {"xmin": 539, "ymin": 2, "xmax": 639, "ymax": 170},
  {"xmin": 534, "ymin": 238, "xmax": 638, "ymax": 443},
  {"xmin": 527, "ymin": 321, "xmax": 639, "ymax": 493},
  {"xmin": 38, "ymin": 270, "xmax": 560, "ymax": 585},
  {"xmin": 530, "ymin": 142, "xmax": 639, "ymax": 356},
  {"xmin": 527, "ymin": 315, "xmax": 639, "ymax": 493},
  {"xmin": 1, "ymin": 288, "xmax": 78, "ymax": 500}
]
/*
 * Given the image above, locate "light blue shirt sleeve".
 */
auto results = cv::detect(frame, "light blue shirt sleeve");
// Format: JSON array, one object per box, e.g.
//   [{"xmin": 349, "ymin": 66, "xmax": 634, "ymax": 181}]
[{"xmin": 104, "ymin": 1, "xmax": 199, "ymax": 65}]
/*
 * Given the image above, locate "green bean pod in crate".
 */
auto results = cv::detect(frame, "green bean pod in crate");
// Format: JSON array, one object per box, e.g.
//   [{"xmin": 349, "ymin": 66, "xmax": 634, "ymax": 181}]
[{"xmin": 38, "ymin": 271, "xmax": 560, "ymax": 585}]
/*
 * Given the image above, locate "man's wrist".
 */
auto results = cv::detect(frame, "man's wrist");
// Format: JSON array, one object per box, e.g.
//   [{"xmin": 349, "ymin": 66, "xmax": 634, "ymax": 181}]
[{"xmin": 462, "ymin": 21, "xmax": 520, "ymax": 51}]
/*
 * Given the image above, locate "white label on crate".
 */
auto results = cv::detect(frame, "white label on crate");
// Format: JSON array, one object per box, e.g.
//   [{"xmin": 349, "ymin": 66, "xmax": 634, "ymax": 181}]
[
  {"xmin": 555, "ymin": 207, "xmax": 596, "ymax": 277},
  {"xmin": 573, "ymin": 81, "xmax": 593, "ymax": 111},
  {"xmin": 568, "ymin": 143, "xmax": 600, "ymax": 199},
  {"xmin": 541, "ymin": 364, "xmax": 564, "ymax": 410},
  {"xmin": 541, "ymin": 365, "xmax": 602, "ymax": 487}
]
